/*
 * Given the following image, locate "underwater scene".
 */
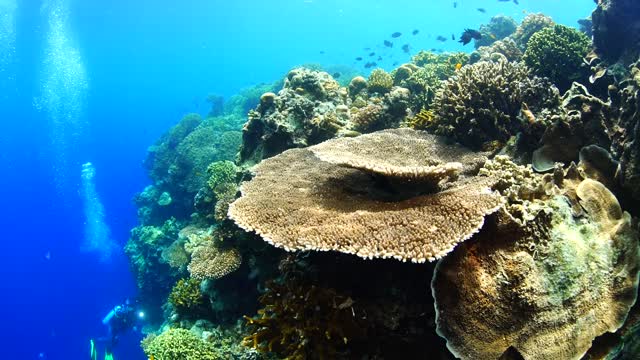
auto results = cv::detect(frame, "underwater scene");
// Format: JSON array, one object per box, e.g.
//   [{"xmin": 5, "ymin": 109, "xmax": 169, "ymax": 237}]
[{"xmin": 3, "ymin": 0, "xmax": 640, "ymax": 359}]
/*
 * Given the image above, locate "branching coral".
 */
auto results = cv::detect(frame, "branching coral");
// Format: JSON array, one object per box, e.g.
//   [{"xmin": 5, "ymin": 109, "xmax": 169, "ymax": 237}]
[
  {"xmin": 431, "ymin": 59, "xmax": 559, "ymax": 150},
  {"xmin": 168, "ymin": 278, "xmax": 204, "ymax": 313},
  {"xmin": 142, "ymin": 328, "xmax": 218, "ymax": 360},
  {"xmin": 523, "ymin": 25, "xmax": 591, "ymax": 92},
  {"xmin": 188, "ymin": 244, "xmax": 242, "ymax": 280},
  {"xmin": 243, "ymin": 280, "xmax": 368, "ymax": 359},
  {"xmin": 367, "ymin": 69, "xmax": 394, "ymax": 95}
]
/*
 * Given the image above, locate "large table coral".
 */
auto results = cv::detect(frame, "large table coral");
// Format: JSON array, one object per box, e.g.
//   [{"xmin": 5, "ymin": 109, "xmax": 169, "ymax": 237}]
[
  {"xmin": 432, "ymin": 179, "xmax": 640, "ymax": 360},
  {"xmin": 229, "ymin": 129, "xmax": 502, "ymax": 262}
]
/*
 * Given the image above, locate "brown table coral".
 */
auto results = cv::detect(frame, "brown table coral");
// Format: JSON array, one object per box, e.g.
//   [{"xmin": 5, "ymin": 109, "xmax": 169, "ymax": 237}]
[
  {"xmin": 432, "ymin": 179, "xmax": 640, "ymax": 360},
  {"xmin": 229, "ymin": 129, "xmax": 502, "ymax": 262}
]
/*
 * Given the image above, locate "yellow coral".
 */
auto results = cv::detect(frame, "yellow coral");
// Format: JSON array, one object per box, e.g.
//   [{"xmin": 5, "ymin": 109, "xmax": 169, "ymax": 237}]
[{"xmin": 367, "ymin": 69, "xmax": 393, "ymax": 94}]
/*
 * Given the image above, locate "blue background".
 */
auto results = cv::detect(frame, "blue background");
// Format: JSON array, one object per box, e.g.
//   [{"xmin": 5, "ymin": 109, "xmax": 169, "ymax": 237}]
[{"xmin": 0, "ymin": 0, "xmax": 595, "ymax": 358}]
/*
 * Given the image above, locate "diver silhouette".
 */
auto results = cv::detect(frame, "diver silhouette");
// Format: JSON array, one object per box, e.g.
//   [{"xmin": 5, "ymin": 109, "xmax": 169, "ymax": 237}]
[{"xmin": 91, "ymin": 298, "xmax": 144, "ymax": 360}]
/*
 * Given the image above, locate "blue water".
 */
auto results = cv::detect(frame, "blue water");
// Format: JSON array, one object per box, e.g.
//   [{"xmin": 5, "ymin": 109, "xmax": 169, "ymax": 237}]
[{"xmin": 0, "ymin": 0, "xmax": 595, "ymax": 358}]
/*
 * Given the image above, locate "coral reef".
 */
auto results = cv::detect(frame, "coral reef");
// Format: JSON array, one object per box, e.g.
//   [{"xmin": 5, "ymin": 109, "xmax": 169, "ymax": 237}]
[
  {"xmin": 237, "ymin": 67, "xmax": 349, "ymax": 166},
  {"xmin": 431, "ymin": 59, "xmax": 560, "ymax": 150},
  {"xmin": 474, "ymin": 15, "xmax": 518, "ymax": 49},
  {"xmin": 142, "ymin": 328, "xmax": 218, "ymax": 360},
  {"xmin": 229, "ymin": 129, "xmax": 502, "ymax": 262},
  {"xmin": 471, "ymin": 38, "xmax": 522, "ymax": 63},
  {"xmin": 523, "ymin": 25, "xmax": 591, "ymax": 92},
  {"xmin": 168, "ymin": 278, "xmax": 205, "ymax": 315},
  {"xmin": 399, "ymin": 51, "xmax": 469, "ymax": 111},
  {"xmin": 188, "ymin": 244, "xmax": 242, "ymax": 280},
  {"xmin": 432, "ymin": 179, "xmax": 640, "ymax": 360},
  {"xmin": 592, "ymin": 0, "xmax": 640, "ymax": 64},
  {"xmin": 512, "ymin": 13, "xmax": 555, "ymax": 50},
  {"xmin": 366, "ymin": 68, "xmax": 394, "ymax": 94}
]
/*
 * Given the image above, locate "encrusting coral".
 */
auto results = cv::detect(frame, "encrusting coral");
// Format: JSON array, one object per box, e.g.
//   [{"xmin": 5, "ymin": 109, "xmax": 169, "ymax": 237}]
[
  {"xmin": 523, "ymin": 24, "xmax": 591, "ymax": 92},
  {"xmin": 432, "ymin": 177, "xmax": 640, "ymax": 360},
  {"xmin": 229, "ymin": 129, "xmax": 503, "ymax": 262}
]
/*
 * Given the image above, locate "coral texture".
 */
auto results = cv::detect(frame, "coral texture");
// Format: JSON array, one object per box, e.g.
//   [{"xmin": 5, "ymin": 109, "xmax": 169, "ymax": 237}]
[
  {"xmin": 523, "ymin": 25, "xmax": 591, "ymax": 92},
  {"xmin": 188, "ymin": 244, "xmax": 242, "ymax": 280},
  {"xmin": 432, "ymin": 180, "xmax": 640, "ymax": 360},
  {"xmin": 309, "ymin": 128, "xmax": 486, "ymax": 182},
  {"xmin": 142, "ymin": 328, "xmax": 217, "ymax": 360},
  {"xmin": 431, "ymin": 59, "xmax": 559, "ymax": 150},
  {"xmin": 512, "ymin": 13, "xmax": 555, "ymax": 49},
  {"xmin": 229, "ymin": 141, "xmax": 502, "ymax": 262}
]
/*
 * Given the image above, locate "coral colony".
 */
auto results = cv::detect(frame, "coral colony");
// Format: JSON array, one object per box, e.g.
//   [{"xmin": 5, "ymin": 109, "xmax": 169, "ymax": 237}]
[{"xmin": 130, "ymin": 1, "xmax": 640, "ymax": 359}]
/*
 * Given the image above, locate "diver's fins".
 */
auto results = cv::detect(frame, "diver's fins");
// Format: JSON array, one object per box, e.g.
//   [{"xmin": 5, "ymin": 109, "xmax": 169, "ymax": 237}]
[{"xmin": 90, "ymin": 339, "xmax": 97, "ymax": 360}]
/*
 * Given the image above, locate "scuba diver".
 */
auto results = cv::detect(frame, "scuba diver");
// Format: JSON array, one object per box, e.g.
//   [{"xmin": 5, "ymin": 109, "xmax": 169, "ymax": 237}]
[{"xmin": 90, "ymin": 298, "xmax": 144, "ymax": 360}]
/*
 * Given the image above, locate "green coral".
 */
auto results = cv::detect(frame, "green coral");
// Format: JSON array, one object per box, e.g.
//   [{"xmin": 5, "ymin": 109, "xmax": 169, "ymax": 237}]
[
  {"xmin": 400, "ymin": 51, "xmax": 469, "ymax": 110},
  {"xmin": 367, "ymin": 69, "xmax": 393, "ymax": 94},
  {"xmin": 168, "ymin": 278, "xmax": 204, "ymax": 313},
  {"xmin": 206, "ymin": 161, "xmax": 237, "ymax": 194},
  {"xmin": 523, "ymin": 25, "xmax": 591, "ymax": 91},
  {"xmin": 142, "ymin": 328, "xmax": 217, "ymax": 360}
]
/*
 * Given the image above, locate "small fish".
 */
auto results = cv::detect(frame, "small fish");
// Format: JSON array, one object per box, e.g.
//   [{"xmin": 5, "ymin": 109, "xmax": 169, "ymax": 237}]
[
  {"xmin": 377, "ymin": 56, "xmax": 382, "ymax": 61},
  {"xmin": 355, "ymin": 57, "xmax": 363, "ymax": 61},
  {"xmin": 333, "ymin": 72, "xmax": 341, "ymax": 79},
  {"xmin": 391, "ymin": 32, "xmax": 402, "ymax": 38},
  {"xmin": 402, "ymin": 44, "xmax": 410, "ymax": 53},
  {"xmin": 319, "ymin": 50, "xmax": 325, "ymax": 54},
  {"xmin": 369, "ymin": 52, "xmax": 375, "ymax": 56},
  {"xmin": 412, "ymin": 29, "xmax": 419, "ymax": 35},
  {"xmin": 455, "ymin": 63, "xmax": 462, "ymax": 71},
  {"xmin": 436, "ymin": 35, "xmax": 447, "ymax": 42},
  {"xmin": 451, "ymin": 33, "xmax": 455, "ymax": 40},
  {"xmin": 364, "ymin": 47, "xmax": 371, "ymax": 50},
  {"xmin": 459, "ymin": 28, "xmax": 482, "ymax": 45},
  {"xmin": 514, "ymin": 0, "xmax": 519, "ymax": 4},
  {"xmin": 392, "ymin": 62, "xmax": 398, "ymax": 66},
  {"xmin": 384, "ymin": 40, "xmax": 393, "ymax": 47},
  {"xmin": 453, "ymin": 1, "xmax": 457, "ymax": 8},
  {"xmin": 477, "ymin": 8, "xmax": 486, "ymax": 13},
  {"xmin": 364, "ymin": 62, "xmax": 377, "ymax": 68},
  {"xmin": 489, "ymin": 33, "xmax": 497, "ymax": 39}
]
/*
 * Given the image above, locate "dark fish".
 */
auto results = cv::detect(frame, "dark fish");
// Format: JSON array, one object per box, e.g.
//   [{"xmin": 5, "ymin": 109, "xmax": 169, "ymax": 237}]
[
  {"xmin": 377, "ymin": 56, "xmax": 382, "ymax": 61},
  {"xmin": 333, "ymin": 72, "xmax": 341, "ymax": 79},
  {"xmin": 384, "ymin": 40, "xmax": 393, "ymax": 47},
  {"xmin": 391, "ymin": 32, "xmax": 402, "ymax": 38},
  {"xmin": 412, "ymin": 29, "xmax": 419, "ymax": 35},
  {"xmin": 402, "ymin": 44, "xmax": 410, "ymax": 53},
  {"xmin": 355, "ymin": 57, "xmax": 363, "ymax": 61},
  {"xmin": 319, "ymin": 50, "xmax": 325, "ymax": 54},
  {"xmin": 436, "ymin": 35, "xmax": 447, "ymax": 42},
  {"xmin": 364, "ymin": 62, "xmax": 377, "ymax": 68},
  {"xmin": 513, "ymin": 0, "xmax": 519, "ymax": 4},
  {"xmin": 459, "ymin": 28, "xmax": 482, "ymax": 45},
  {"xmin": 364, "ymin": 47, "xmax": 371, "ymax": 50},
  {"xmin": 453, "ymin": 1, "xmax": 457, "ymax": 8},
  {"xmin": 369, "ymin": 52, "xmax": 375, "ymax": 56},
  {"xmin": 451, "ymin": 33, "xmax": 455, "ymax": 40},
  {"xmin": 392, "ymin": 62, "xmax": 399, "ymax": 66},
  {"xmin": 477, "ymin": 8, "xmax": 486, "ymax": 13}
]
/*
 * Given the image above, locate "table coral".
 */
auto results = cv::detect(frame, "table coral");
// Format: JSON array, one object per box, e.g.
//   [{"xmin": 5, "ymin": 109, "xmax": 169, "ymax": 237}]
[
  {"xmin": 229, "ymin": 129, "xmax": 503, "ymax": 262},
  {"xmin": 432, "ymin": 179, "xmax": 640, "ymax": 360}
]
